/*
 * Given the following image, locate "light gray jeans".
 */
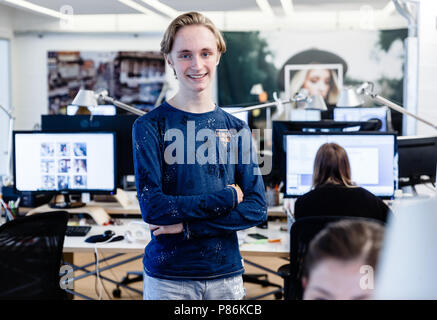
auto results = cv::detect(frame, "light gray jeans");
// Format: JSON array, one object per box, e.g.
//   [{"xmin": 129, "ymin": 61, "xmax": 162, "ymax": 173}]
[{"xmin": 143, "ymin": 272, "xmax": 246, "ymax": 300}]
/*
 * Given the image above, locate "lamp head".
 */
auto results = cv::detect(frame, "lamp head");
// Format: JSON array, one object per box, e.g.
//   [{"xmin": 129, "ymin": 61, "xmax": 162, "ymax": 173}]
[
  {"xmin": 292, "ymin": 89, "xmax": 327, "ymax": 111},
  {"xmin": 336, "ymin": 86, "xmax": 365, "ymax": 107},
  {"xmin": 305, "ymin": 94, "xmax": 328, "ymax": 111},
  {"xmin": 356, "ymin": 82, "xmax": 375, "ymax": 98}
]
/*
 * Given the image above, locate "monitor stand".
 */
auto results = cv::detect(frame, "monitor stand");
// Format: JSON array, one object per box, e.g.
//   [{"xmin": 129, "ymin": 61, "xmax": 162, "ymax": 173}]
[{"xmin": 49, "ymin": 194, "xmax": 85, "ymax": 209}]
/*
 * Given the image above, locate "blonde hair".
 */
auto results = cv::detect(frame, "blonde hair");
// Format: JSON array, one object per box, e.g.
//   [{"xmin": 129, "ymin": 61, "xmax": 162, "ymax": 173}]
[
  {"xmin": 160, "ymin": 11, "xmax": 226, "ymax": 55},
  {"xmin": 289, "ymin": 68, "xmax": 340, "ymax": 105}
]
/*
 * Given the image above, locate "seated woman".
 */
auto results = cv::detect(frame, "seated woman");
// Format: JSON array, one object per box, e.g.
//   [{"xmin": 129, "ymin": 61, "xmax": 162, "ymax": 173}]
[
  {"xmin": 302, "ymin": 219, "xmax": 385, "ymax": 300},
  {"xmin": 294, "ymin": 143, "xmax": 390, "ymax": 223}
]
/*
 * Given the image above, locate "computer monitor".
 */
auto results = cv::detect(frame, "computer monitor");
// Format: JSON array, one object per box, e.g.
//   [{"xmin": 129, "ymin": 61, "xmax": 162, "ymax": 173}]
[
  {"xmin": 270, "ymin": 120, "xmax": 382, "ymax": 188},
  {"xmin": 333, "ymin": 106, "xmax": 389, "ymax": 131},
  {"xmin": 397, "ymin": 135, "xmax": 437, "ymax": 187},
  {"xmin": 13, "ymin": 131, "xmax": 116, "ymax": 208},
  {"xmin": 41, "ymin": 115, "xmax": 138, "ymax": 188},
  {"xmin": 283, "ymin": 132, "xmax": 397, "ymax": 199},
  {"xmin": 221, "ymin": 106, "xmax": 249, "ymax": 125}
]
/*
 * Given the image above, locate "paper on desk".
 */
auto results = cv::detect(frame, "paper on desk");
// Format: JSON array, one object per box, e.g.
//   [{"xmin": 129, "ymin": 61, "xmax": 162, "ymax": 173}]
[
  {"xmin": 115, "ymin": 188, "xmax": 133, "ymax": 208},
  {"xmin": 87, "ymin": 207, "xmax": 111, "ymax": 226}
]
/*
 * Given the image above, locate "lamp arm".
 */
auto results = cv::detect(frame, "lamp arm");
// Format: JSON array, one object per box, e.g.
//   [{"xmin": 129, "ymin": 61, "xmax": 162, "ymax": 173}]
[
  {"xmin": 99, "ymin": 95, "xmax": 146, "ymax": 116},
  {"xmin": 359, "ymin": 83, "xmax": 437, "ymax": 131},
  {"xmin": 227, "ymin": 100, "xmax": 288, "ymax": 114},
  {"xmin": 0, "ymin": 104, "xmax": 13, "ymax": 119}
]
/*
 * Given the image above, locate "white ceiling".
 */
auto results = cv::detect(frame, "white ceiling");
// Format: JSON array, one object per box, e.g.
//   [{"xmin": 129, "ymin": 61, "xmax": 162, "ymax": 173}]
[{"xmin": 2, "ymin": 0, "xmax": 393, "ymax": 16}]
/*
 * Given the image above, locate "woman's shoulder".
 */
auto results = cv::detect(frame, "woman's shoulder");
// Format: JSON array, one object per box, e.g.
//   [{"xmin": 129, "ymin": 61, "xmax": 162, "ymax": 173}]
[
  {"xmin": 347, "ymin": 186, "xmax": 380, "ymax": 197},
  {"xmin": 295, "ymin": 187, "xmax": 324, "ymax": 203}
]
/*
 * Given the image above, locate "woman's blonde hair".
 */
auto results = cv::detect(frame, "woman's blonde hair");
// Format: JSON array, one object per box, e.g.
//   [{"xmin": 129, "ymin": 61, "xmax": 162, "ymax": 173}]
[
  {"xmin": 312, "ymin": 142, "xmax": 355, "ymax": 188},
  {"xmin": 289, "ymin": 68, "xmax": 340, "ymax": 105},
  {"xmin": 160, "ymin": 11, "xmax": 226, "ymax": 55}
]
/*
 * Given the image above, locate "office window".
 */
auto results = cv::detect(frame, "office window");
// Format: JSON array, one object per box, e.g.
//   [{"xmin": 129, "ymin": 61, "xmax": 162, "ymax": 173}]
[{"xmin": 0, "ymin": 39, "xmax": 11, "ymax": 177}]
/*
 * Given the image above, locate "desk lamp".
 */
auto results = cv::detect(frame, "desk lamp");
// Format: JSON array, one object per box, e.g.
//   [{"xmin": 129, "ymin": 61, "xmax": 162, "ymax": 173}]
[
  {"xmin": 356, "ymin": 82, "xmax": 437, "ymax": 131},
  {"xmin": 336, "ymin": 86, "xmax": 365, "ymax": 107},
  {"xmin": 71, "ymin": 89, "xmax": 146, "ymax": 117},
  {"xmin": 0, "ymin": 104, "xmax": 14, "ymax": 187}
]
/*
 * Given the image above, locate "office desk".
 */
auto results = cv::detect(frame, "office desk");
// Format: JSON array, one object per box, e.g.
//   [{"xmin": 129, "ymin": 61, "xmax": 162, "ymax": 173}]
[
  {"xmin": 61, "ymin": 218, "xmax": 147, "ymax": 300},
  {"xmin": 239, "ymin": 221, "xmax": 289, "ymax": 257},
  {"xmin": 61, "ymin": 215, "xmax": 288, "ymax": 300}
]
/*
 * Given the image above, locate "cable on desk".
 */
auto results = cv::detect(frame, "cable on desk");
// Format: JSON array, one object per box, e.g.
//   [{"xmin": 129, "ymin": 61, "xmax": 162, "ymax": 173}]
[
  {"xmin": 100, "ymin": 253, "xmax": 136, "ymax": 300},
  {"xmin": 94, "ymin": 243, "xmax": 114, "ymax": 300}
]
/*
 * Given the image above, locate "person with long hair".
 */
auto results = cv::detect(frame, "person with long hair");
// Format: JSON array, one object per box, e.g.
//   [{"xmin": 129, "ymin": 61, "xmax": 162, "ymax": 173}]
[
  {"xmin": 274, "ymin": 49, "xmax": 347, "ymax": 121},
  {"xmin": 293, "ymin": 143, "xmax": 390, "ymax": 222}
]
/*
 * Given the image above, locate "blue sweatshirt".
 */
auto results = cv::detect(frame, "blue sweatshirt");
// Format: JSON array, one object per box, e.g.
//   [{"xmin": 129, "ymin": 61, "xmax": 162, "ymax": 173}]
[{"xmin": 132, "ymin": 102, "xmax": 267, "ymax": 280}]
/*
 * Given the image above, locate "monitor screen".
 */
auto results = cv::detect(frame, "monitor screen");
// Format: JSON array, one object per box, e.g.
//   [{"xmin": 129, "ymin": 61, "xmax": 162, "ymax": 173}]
[
  {"xmin": 284, "ymin": 132, "xmax": 397, "ymax": 198},
  {"xmin": 41, "ymin": 115, "xmax": 137, "ymax": 187},
  {"xmin": 397, "ymin": 135, "xmax": 437, "ymax": 186},
  {"xmin": 13, "ymin": 131, "xmax": 116, "ymax": 194},
  {"xmin": 270, "ymin": 120, "xmax": 382, "ymax": 188},
  {"xmin": 221, "ymin": 107, "xmax": 249, "ymax": 125},
  {"xmin": 333, "ymin": 107, "xmax": 388, "ymax": 131}
]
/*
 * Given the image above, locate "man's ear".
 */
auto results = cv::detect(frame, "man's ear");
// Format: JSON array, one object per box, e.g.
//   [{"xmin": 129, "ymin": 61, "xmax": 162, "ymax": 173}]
[
  {"xmin": 216, "ymin": 52, "xmax": 221, "ymax": 66},
  {"xmin": 164, "ymin": 53, "xmax": 173, "ymax": 67}
]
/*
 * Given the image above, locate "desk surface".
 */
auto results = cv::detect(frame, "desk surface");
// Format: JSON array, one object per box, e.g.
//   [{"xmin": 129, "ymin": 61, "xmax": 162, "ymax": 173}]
[
  {"xmin": 63, "ymin": 218, "xmax": 289, "ymax": 257},
  {"xmin": 63, "ymin": 219, "xmax": 147, "ymax": 254}
]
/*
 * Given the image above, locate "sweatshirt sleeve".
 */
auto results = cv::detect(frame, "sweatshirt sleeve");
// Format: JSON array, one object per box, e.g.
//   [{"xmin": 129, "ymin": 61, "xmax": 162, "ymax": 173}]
[
  {"xmin": 133, "ymin": 118, "xmax": 237, "ymax": 225},
  {"xmin": 183, "ymin": 131, "xmax": 267, "ymax": 239}
]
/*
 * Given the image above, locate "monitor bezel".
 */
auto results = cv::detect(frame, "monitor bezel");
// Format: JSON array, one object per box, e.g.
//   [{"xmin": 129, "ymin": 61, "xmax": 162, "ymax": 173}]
[
  {"xmin": 333, "ymin": 106, "xmax": 389, "ymax": 131},
  {"xmin": 282, "ymin": 130, "xmax": 398, "ymax": 199},
  {"xmin": 13, "ymin": 130, "xmax": 117, "ymax": 195},
  {"xmin": 41, "ymin": 114, "xmax": 139, "ymax": 188},
  {"xmin": 397, "ymin": 135, "xmax": 437, "ymax": 186}
]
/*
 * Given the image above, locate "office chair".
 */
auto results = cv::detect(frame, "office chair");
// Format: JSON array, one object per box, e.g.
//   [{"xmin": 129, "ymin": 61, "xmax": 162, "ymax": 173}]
[
  {"xmin": 0, "ymin": 211, "xmax": 69, "ymax": 299},
  {"xmin": 113, "ymin": 271, "xmax": 284, "ymax": 299},
  {"xmin": 277, "ymin": 216, "xmax": 381, "ymax": 300},
  {"xmin": 242, "ymin": 272, "xmax": 283, "ymax": 300}
]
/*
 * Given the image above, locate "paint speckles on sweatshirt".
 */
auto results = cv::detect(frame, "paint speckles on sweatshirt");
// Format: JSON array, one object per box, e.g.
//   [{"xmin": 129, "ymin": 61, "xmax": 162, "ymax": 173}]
[{"xmin": 133, "ymin": 102, "xmax": 267, "ymax": 280}]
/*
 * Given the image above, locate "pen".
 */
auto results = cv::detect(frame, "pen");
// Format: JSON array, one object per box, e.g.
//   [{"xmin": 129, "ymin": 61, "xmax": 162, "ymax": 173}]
[{"xmin": 268, "ymin": 238, "xmax": 281, "ymax": 243}]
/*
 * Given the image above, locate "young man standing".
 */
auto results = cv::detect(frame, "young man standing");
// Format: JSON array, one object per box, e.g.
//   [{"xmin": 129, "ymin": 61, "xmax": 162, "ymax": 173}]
[{"xmin": 133, "ymin": 12, "xmax": 267, "ymax": 300}]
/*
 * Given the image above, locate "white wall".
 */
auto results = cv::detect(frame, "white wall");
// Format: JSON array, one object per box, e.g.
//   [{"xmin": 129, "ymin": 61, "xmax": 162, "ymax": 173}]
[
  {"xmin": 417, "ymin": 0, "xmax": 437, "ymax": 135},
  {"xmin": 0, "ymin": 5, "xmax": 14, "ymax": 39},
  {"xmin": 0, "ymin": 5, "xmax": 13, "ymax": 178}
]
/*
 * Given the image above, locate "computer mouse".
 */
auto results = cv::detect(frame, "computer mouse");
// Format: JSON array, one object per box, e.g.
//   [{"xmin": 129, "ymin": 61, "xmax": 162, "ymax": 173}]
[
  {"xmin": 85, "ymin": 230, "xmax": 116, "ymax": 243},
  {"xmin": 104, "ymin": 230, "xmax": 115, "ymax": 237},
  {"xmin": 109, "ymin": 235, "xmax": 125, "ymax": 242}
]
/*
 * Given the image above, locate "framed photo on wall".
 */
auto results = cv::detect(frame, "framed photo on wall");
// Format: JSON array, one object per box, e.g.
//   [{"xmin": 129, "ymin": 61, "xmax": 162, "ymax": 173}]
[{"xmin": 284, "ymin": 63, "xmax": 344, "ymax": 106}]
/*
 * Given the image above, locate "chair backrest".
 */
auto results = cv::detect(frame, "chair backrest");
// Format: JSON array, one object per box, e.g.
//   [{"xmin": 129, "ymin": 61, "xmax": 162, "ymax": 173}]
[
  {"xmin": 287, "ymin": 216, "xmax": 382, "ymax": 300},
  {"xmin": 0, "ymin": 211, "xmax": 69, "ymax": 299}
]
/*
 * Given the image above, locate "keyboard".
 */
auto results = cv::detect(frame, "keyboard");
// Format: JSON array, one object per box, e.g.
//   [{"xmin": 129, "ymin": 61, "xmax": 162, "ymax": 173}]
[{"xmin": 66, "ymin": 225, "xmax": 92, "ymax": 237}]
